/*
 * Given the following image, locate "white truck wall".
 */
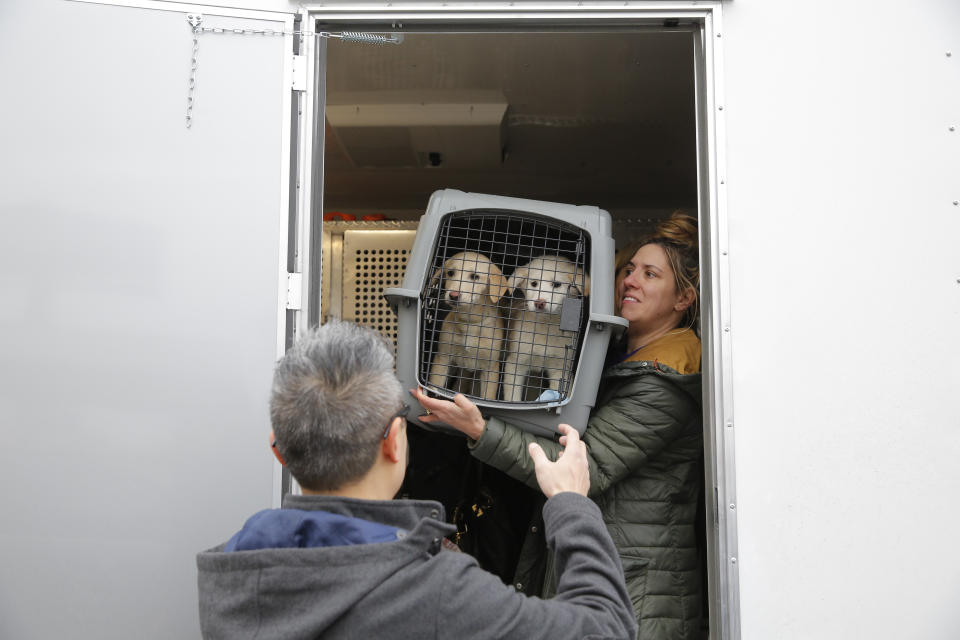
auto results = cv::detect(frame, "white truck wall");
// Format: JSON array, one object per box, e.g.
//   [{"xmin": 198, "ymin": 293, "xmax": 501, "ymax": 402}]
[
  {"xmin": 722, "ymin": 0, "xmax": 960, "ymax": 638},
  {"xmin": 0, "ymin": 1, "xmax": 290, "ymax": 637},
  {"xmin": 2, "ymin": 0, "xmax": 958, "ymax": 638}
]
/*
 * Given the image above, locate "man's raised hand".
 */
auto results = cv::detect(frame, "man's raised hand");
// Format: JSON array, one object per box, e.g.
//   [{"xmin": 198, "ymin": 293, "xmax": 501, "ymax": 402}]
[{"xmin": 528, "ymin": 423, "xmax": 589, "ymax": 498}]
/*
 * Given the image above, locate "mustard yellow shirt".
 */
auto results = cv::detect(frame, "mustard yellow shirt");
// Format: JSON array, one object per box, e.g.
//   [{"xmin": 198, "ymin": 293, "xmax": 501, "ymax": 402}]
[{"xmin": 622, "ymin": 328, "xmax": 701, "ymax": 374}]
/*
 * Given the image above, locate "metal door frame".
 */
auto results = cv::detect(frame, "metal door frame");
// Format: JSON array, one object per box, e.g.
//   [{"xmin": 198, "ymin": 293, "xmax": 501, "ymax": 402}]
[{"xmin": 298, "ymin": 2, "xmax": 737, "ymax": 637}]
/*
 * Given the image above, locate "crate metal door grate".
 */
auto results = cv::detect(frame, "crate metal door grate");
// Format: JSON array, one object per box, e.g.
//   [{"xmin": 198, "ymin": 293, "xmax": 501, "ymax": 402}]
[{"xmin": 420, "ymin": 210, "xmax": 590, "ymax": 404}]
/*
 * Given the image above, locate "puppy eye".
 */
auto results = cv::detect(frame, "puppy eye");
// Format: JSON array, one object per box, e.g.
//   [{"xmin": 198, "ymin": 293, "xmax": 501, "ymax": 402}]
[
  {"xmin": 530, "ymin": 281, "xmax": 538, "ymax": 288},
  {"xmin": 446, "ymin": 269, "xmax": 455, "ymax": 277},
  {"xmin": 551, "ymin": 281, "xmax": 561, "ymax": 288},
  {"xmin": 469, "ymin": 273, "xmax": 480, "ymax": 281}
]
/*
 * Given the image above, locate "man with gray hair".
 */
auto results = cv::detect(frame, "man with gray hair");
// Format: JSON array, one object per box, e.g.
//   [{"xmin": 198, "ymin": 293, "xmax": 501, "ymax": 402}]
[{"xmin": 197, "ymin": 320, "xmax": 636, "ymax": 639}]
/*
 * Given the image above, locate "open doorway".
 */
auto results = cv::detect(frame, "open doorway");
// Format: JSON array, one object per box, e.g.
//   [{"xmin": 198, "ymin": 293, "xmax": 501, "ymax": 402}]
[{"xmin": 311, "ymin": 13, "xmax": 727, "ymax": 639}]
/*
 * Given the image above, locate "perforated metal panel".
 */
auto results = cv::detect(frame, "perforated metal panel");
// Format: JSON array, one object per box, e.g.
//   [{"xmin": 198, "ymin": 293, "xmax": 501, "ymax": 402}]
[{"xmin": 342, "ymin": 230, "xmax": 415, "ymax": 343}]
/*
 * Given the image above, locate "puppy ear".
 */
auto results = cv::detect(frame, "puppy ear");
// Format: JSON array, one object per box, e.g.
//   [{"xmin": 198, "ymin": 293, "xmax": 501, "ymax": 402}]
[
  {"xmin": 507, "ymin": 266, "xmax": 529, "ymax": 296},
  {"xmin": 487, "ymin": 263, "xmax": 509, "ymax": 304}
]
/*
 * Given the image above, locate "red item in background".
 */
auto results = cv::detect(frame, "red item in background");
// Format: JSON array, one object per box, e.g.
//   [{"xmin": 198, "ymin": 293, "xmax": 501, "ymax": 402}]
[
  {"xmin": 361, "ymin": 214, "xmax": 386, "ymax": 221},
  {"xmin": 323, "ymin": 212, "xmax": 356, "ymax": 221}
]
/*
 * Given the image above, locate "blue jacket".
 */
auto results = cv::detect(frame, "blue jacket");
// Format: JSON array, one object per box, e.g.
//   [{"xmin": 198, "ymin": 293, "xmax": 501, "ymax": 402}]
[{"xmin": 224, "ymin": 508, "xmax": 403, "ymax": 552}]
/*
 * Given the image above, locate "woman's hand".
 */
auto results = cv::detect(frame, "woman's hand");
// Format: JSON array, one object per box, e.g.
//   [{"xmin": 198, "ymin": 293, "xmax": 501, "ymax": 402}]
[{"xmin": 411, "ymin": 386, "xmax": 486, "ymax": 440}]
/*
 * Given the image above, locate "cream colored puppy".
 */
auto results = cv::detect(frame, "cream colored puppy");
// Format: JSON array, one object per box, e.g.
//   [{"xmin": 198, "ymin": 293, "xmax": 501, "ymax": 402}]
[
  {"xmin": 427, "ymin": 251, "xmax": 509, "ymax": 401},
  {"xmin": 502, "ymin": 255, "xmax": 590, "ymax": 402}
]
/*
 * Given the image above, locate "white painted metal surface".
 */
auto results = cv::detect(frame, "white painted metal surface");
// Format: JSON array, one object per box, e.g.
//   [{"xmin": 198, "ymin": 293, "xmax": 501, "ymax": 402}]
[
  {"xmin": 721, "ymin": 0, "xmax": 960, "ymax": 638},
  {"xmin": 1, "ymin": 0, "xmax": 956, "ymax": 638},
  {"xmin": 286, "ymin": 272, "xmax": 304, "ymax": 309},
  {"xmin": 0, "ymin": 0, "xmax": 294, "ymax": 638}
]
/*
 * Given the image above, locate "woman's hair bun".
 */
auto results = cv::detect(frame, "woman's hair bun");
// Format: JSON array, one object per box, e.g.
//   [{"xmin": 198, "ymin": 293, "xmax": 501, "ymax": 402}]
[{"xmin": 650, "ymin": 210, "xmax": 698, "ymax": 252}]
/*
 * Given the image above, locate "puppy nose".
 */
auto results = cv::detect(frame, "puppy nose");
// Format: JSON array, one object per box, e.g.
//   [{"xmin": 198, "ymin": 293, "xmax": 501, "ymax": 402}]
[
  {"xmin": 449, "ymin": 291, "xmax": 460, "ymax": 300},
  {"xmin": 534, "ymin": 299, "xmax": 546, "ymax": 310}
]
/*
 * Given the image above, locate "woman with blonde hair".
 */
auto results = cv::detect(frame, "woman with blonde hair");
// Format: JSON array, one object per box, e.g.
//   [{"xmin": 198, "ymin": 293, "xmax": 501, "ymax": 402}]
[{"xmin": 415, "ymin": 211, "xmax": 704, "ymax": 639}]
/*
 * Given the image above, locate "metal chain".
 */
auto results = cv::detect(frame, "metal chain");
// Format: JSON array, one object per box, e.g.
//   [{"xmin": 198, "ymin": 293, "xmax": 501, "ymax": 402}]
[
  {"xmin": 184, "ymin": 14, "xmax": 400, "ymax": 128},
  {"xmin": 196, "ymin": 25, "xmax": 400, "ymax": 45},
  {"xmin": 185, "ymin": 14, "xmax": 201, "ymax": 128},
  {"xmin": 199, "ymin": 25, "xmax": 298, "ymax": 37}
]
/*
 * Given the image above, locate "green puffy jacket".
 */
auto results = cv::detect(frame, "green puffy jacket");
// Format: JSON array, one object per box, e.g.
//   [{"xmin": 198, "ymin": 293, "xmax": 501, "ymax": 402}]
[{"xmin": 470, "ymin": 359, "xmax": 703, "ymax": 640}]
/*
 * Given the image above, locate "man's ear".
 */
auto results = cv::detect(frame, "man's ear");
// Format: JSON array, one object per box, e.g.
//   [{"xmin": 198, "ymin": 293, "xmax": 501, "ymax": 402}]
[
  {"xmin": 382, "ymin": 418, "xmax": 405, "ymax": 464},
  {"xmin": 674, "ymin": 287, "xmax": 696, "ymax": 312},
  {"xmin": 269, "ymin": 431, "xmax": 287, "ymax": 467}
]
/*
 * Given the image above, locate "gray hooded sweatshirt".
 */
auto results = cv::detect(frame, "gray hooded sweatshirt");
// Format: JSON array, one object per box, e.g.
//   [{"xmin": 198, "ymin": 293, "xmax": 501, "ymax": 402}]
[{"xmin": 197, "ymin": 492, "xmax": 636, "ymax": 639}]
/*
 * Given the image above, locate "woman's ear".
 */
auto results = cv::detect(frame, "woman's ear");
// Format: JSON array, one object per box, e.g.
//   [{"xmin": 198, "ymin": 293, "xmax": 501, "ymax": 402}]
[{"xmin": 674, "ymin": 287, "xmax": 696, "ymax": 312}]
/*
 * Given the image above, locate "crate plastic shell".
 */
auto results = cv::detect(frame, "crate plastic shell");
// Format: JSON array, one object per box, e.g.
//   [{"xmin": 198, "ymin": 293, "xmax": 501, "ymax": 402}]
[{"xmin": 385, "ymin": 189, "xmax": 627, "ymax": 437}]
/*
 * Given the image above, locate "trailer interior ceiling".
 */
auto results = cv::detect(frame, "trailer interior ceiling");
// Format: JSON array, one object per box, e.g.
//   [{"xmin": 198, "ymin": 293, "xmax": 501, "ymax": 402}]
[{"xmin": 322, "ymin": 29, "xmax": 698, "ymax": 230}]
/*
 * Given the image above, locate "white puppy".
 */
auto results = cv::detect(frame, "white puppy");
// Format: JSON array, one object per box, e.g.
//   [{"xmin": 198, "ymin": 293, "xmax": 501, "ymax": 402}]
[
  {"xmin": 426, "ymin": 251, "xmax": 509, "ymax": 401},
  {"xmin": 502, "ymin": 255, "xmax": 590, "ymax": 402}
]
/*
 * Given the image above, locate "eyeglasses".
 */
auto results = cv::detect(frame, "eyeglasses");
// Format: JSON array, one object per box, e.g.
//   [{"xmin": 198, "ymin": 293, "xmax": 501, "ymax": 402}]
[{"xmin": 382, "ymin": 403, "xmax": 411, "ymax": 439}]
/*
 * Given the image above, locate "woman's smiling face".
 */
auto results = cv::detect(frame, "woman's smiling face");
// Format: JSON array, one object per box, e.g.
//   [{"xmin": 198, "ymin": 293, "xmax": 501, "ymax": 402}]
[{"xmin": 616, "ymin": 243, "xmax": 689, "ymax": 332}]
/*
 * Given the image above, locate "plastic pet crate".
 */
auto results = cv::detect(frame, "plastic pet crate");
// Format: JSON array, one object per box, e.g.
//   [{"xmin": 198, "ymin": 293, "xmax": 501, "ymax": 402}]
[{"xmin": 385, "ymin": 189, "xmax": 626, "ymax": 437}]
